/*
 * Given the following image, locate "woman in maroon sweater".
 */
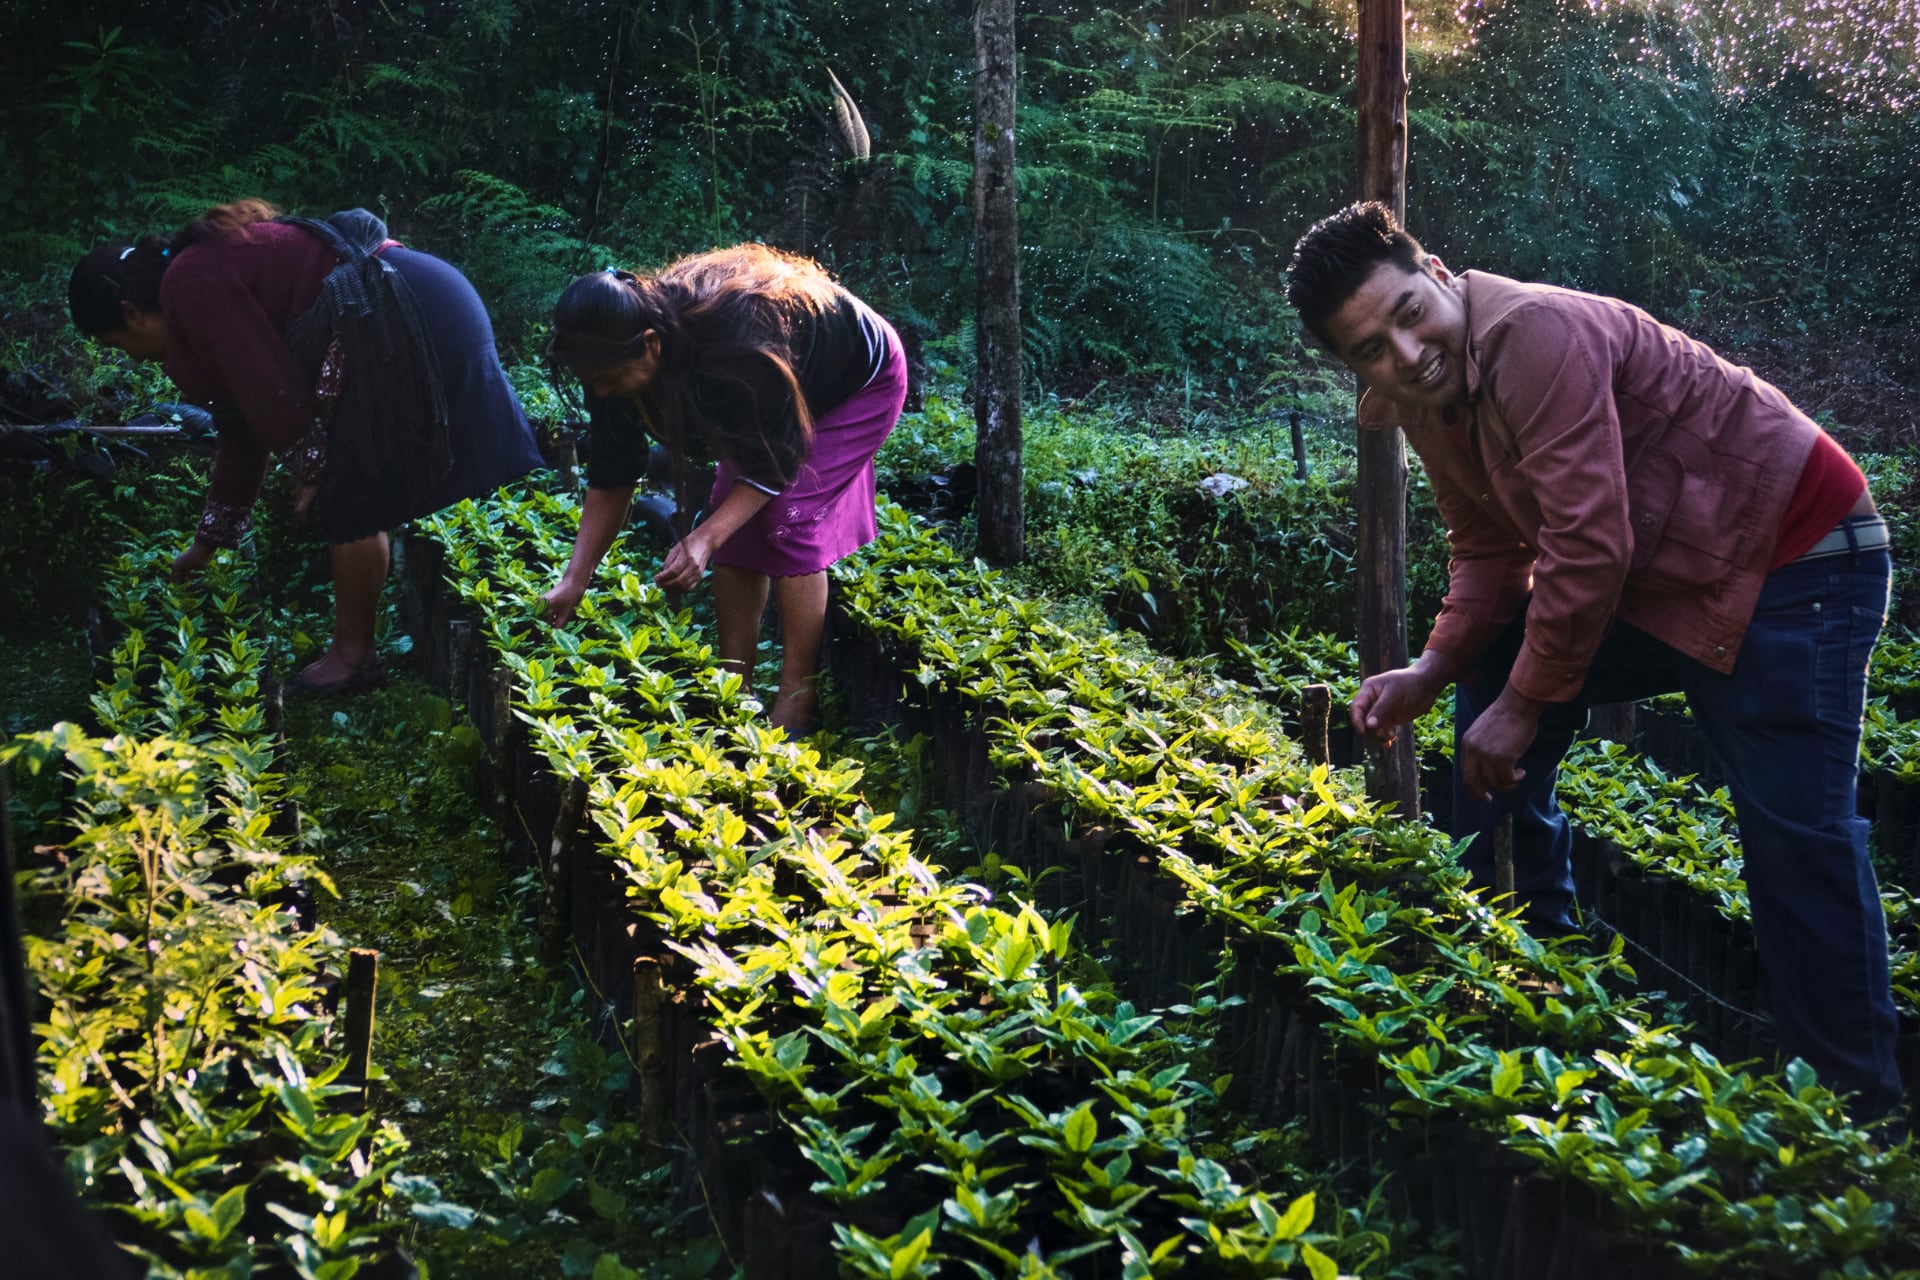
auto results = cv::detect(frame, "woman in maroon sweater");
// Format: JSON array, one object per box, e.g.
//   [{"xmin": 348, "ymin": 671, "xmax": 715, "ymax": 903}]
[{"xmin": 70, "ymin": 201, "xmax": 542, "ymax": 692}]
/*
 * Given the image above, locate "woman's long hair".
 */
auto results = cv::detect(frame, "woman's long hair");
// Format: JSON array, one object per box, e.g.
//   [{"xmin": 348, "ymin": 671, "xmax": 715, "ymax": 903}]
[
  {"xmin": 550, "ymin": 244, "xmax": 845, "ymax": 485},
  {"xmin": 69, "ymin": 199, "xmax": 280, "ymax": 337}
]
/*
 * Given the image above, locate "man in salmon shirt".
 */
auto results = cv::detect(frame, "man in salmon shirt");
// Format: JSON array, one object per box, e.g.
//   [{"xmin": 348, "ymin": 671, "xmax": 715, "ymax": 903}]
[{"xmin": 1286, "ymin": 201, "xmax": 1902, "ymax": 1123}]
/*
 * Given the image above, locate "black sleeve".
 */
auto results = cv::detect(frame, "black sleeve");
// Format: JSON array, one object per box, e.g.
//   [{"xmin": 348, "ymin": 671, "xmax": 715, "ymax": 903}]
[{"xmin": 582, "ymin": 394, "xmax": 651, "ymax": 491}]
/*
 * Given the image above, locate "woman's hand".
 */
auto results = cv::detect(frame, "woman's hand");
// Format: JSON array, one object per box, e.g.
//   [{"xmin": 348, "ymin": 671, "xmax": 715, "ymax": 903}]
[
  {"xmin": 170, "ymin": 537, "xmax": 218, "ymax": 582},
  {"xmin": 541, "ymin": 578, "xmax": 588, "ymax": 626},
  {"xmin": 655, "ymin": 528, "xmax": 716, "ymax": 593}
]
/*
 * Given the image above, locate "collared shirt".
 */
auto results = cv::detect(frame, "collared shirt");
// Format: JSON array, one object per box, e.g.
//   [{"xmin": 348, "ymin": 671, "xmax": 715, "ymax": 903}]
[{"xmin": 1360, "ymin": 270, "xmax": 1835, "ymax": 702}]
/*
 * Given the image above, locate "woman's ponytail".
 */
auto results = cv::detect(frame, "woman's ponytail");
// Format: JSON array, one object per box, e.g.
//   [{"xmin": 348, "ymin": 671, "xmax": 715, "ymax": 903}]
[{"xmin": 68, "ymin": 199, "xmax": 280, "ymax": 338}]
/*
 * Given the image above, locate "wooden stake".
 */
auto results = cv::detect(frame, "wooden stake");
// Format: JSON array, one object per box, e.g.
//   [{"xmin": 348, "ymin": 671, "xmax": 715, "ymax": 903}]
[
  {"xmin": 1301, "ymin": 683, "xmax": 1332, "ymax": 767},
  {"xmin": 343, "ymin": 948, "xmax": 379, "ymax": 1101},
  {"xmin": 1290, "ymin": 410, "xmax": 1309, "ymax": 482},
  {"xmin": 548, "ymin": 431, "xmax": 580, "ymax": 493},
  {"xmin": 1493, "ymin": 814, "xmax": 1515, "ymax": 905},
  {"xmin": 632, "ymin": 956, "xmax": 669, "ymax": 1147},
  {"xmin": 1587, "ymin": 701, "xmax": 1636, "ymax": 746},
  {"xmin": 448, "ymin": 617, "xmax": 475, "ymax": 708},
  {"xmin": 543, "ymin": 777, "xmax": 590, "ymax": 958},
  {"xmin": 489, "ymin": 667, "xmax": 516, "ymax": 816},
  {"xmin": 262, "ymin": 667, "xmax": 284, "ymax": 743},
  {"xmin": 85, "ymin": 607, "xmax": 113, "ymax": 686}
]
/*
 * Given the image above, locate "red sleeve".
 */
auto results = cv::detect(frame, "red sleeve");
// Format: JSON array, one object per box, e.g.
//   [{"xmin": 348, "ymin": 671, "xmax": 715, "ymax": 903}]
[
  {"xmin": 160, "ymin": 252, "xmax": 317, "ymax": 453},
  {"xmin": 1481, "ymin": 303, "xmax": 1634, "ymax": 702},
  {"xmin": 1418, "ymin": 454, "xmax": 1535, "ymax": 668},
  {"xmin": 1362, "ymin": 388, "xmax": 1534, "ymax": 672}
]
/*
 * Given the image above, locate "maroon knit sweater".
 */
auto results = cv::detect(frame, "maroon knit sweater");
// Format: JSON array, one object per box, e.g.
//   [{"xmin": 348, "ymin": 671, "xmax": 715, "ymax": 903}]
[{"xmin": 159, "ymin": 222, "xmax": 340, "ymax": 544}]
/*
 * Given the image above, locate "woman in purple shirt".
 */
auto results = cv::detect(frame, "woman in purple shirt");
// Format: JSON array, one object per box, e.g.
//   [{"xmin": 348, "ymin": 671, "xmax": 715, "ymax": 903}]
[
  {"xmin": 542, "ymin": 245, "xmax": 906, "ymax": 734},
  {"xmin": 69, "ymin": 200, "xmax": 543, "ymax": 693}
]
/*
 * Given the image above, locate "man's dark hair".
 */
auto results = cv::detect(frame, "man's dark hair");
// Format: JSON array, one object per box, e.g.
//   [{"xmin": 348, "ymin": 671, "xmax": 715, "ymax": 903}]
[{"xmin": 1285, "ymin": 202, "xmax": 1432, "ymax": 348}]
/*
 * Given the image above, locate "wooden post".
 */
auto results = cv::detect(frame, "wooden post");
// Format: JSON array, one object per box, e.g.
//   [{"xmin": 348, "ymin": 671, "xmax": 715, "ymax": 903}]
[
  {"xmin": 548, "ymin": 431, "xmax": 580, "ymax": 493},
  {"xmin": 632, "ymin": 956, "xmax": 669, "ymax": 1147},
  {"xmin": 1356, "ymin": 0, "xmax": 1417, "ymax": 818},
  {"xmin": 1493, "ymin": 813, "xmax": 1515, "ymax": 905},
  {"xmin": 1301, "ymin": 683, "xmax": 1332, "ymax": 767},
  {"xmin": 543, "ymin": 777, "xmax": 590, "ymax": 960},
  {"xmin": 343, "ymin": 948, "xmax": 379, "ymax": 1103},
  {"xmin": 1587, "ymin": 701, "xmax": 1636, "ymax": 746},
  {"xmin": 489, "ymin": 667, "xmax": 516, "ymax": 817},
  {"xmin": 448, "ymin": 617, "xmax": 475, "ymax": 710},
  {"xmin": 1289, "ymin": 410, "xmax": 1308, "ymax": 482},
  {"xmin": 973, "ymin": 0, "xmax": 1024, "ymax": 566}
]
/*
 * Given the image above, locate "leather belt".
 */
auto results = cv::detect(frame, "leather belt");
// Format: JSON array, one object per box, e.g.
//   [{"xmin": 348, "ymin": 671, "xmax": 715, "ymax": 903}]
[{"xmin": 1792, "ymin": 514, "xmax": 1890, "ymax": 563}]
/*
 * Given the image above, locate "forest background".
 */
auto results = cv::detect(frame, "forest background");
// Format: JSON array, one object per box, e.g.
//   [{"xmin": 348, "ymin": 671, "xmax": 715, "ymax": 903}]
[{"xmin": 4, "ymin": 0, "xmax": 1919, "ymax": 426}]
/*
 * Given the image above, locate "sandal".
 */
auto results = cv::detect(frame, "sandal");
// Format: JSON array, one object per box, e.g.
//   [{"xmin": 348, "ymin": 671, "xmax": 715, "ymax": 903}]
[{"xmin": 284, "ymin": 660, "xmax": 386, "ymax": 698}]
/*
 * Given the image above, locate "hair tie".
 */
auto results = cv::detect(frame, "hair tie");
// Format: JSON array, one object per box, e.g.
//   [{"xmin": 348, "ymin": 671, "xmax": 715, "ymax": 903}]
[
  {"xmin": 160, "ymin": 247, "xmax": 171, "ymax": 258},
  {"xmin": 118, "ymin": 246, "xmax": 136, "ymax": 261}
]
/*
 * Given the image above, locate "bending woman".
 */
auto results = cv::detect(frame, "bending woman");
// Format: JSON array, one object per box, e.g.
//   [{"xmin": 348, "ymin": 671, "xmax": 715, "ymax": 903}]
[
  {"xmin": 69, "ymin": 200, "xmax": 543, "ymax": 693},
  {"xmin": 543, "ymin": 245, "xmax": 906, "ymax": 733}
]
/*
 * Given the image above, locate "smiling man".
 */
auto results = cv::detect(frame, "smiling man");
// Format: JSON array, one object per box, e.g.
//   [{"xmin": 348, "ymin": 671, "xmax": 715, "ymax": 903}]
[{"xmin": 1286, "ymin": 201, "xmax": 1902, "ymax": 1121}]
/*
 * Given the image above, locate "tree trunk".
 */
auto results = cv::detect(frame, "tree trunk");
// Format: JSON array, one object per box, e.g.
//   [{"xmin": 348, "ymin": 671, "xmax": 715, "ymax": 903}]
[
  {"xmin": 1356, "ymin": 0, "xmax": 1418, "ymax": 817},
  {"xmin": 973, "ymin": 0, "xmax": 1023, "ymax": 566}
]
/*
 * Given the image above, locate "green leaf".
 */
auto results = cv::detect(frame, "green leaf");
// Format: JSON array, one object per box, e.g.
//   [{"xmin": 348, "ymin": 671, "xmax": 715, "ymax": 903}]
[
  {"xmin": 592, "ymin": 1255, "xmax": 641, "ymax": 1280},
  {"xmin": 1274, "ymin": 1190, "xmax": 1315, "ymax": 1239},
  {"xmin": 278, "ymin": 1082, "xmax": 318, "ymax": 1133},
  {"xmin": 1492, "ymin": 1061, "xmax": 1523, "ymax": 1099},
  {"xmin": 529, "ymin": 1166, "xmax": 576, "ymax": 1205},
  {"xmin": 1302, "ymin": 1242, "xmax": 1338, "ymax": 1280},
  {"xmin": 184, "ymin": 1205, "xmax": 223, "ymax": 1242},
  {"xmin": 588, "ymin": 1178, "xmax": 626, "ymax": 1221},
  {"xmin": 411, "ymin": 1201, "xmax": 478, "ymax": 1230},
  {"xmin": 211, "ymin": 1183, "xmax": 248, "ymax": 1239},
  {"xmin": 890, "ymin": 1227, "xmax": 933, "ymax": 1280},
  {"xmin": 1063, "ymin": 1103, "xmax": 1098, "ymax": 1154}
]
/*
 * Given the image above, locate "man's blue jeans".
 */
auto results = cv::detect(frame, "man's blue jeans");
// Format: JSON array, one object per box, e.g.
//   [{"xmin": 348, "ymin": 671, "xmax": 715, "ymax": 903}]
[{"xmin": 1453, "ymin": 544, "xmax": 1903, "ymax": 1117}]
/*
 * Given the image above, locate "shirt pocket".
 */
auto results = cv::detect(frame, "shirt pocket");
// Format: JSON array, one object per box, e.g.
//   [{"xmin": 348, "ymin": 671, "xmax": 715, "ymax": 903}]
[{"xmin": 1625, "ymin": 446, "xmax": 1737, "ymax": 588}]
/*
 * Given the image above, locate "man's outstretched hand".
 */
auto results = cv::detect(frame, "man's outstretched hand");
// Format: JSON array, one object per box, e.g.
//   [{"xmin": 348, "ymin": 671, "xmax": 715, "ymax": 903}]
[{"xmin": 1350, "ymin": 653, "xmax": 1449, "ymax": 749}]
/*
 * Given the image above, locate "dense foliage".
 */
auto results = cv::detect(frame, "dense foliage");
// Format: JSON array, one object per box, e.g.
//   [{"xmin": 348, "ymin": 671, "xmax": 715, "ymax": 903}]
[{"xmin": 4, "ymin": 0, "xmax": 1916, "ymax": 385}]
